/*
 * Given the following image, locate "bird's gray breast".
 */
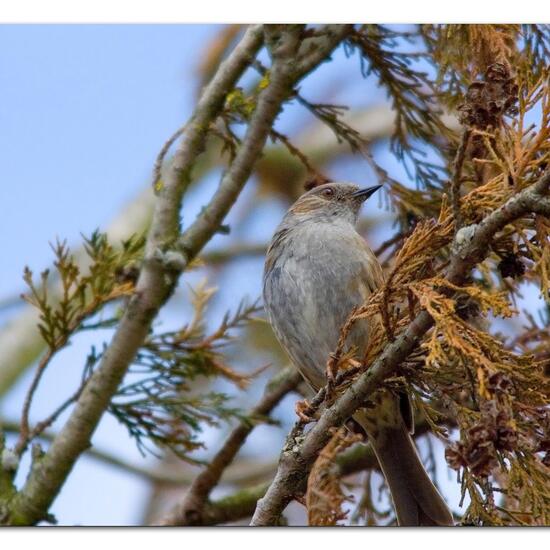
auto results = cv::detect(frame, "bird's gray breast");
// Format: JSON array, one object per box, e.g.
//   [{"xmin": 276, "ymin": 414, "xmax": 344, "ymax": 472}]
[{"xmin": 263, "ymin": 219, "xmax": 370, "ymax": 389}]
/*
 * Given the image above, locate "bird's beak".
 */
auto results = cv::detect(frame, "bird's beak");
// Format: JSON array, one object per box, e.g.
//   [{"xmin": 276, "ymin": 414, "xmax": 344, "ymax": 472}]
[{"xmin": 350, "ymin": 185, "xmax": 382, "ymax": 201}]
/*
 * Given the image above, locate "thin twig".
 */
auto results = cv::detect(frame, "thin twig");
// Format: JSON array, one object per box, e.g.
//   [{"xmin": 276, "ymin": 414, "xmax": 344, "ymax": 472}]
[
  {"xmin": 15, "ymin": 349, "xmax": 54, "ymax": 456},
  {"xmin": 451, "ymin": 129, "xmax": 471, "ymax": 232},
  {"xmin": 26, "ymin": 378, "xmax": 89, "ymax": 445},
  {"xmin": 373, "ymin": 230, "xmax": 409, "ymax": 258},
  {"xmin": 200, "ymin": 243, "xmax": 267, "ymax": 266},
  {"xmin": 15, "ymin": 290, "xmax": 134, "ymax": 457},
  {"xmin": 269, "ymin": 128, "xmax": 326, "ymax": 179},
  {"xmin": 151, "ymin": 124, "xmax": 187, "ymax": 190}
]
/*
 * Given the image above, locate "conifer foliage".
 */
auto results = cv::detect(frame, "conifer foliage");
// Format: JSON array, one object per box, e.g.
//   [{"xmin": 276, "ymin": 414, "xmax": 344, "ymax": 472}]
[{"xmin": 1, "ymin": 24, "xmax": 549, "ymax": 526}]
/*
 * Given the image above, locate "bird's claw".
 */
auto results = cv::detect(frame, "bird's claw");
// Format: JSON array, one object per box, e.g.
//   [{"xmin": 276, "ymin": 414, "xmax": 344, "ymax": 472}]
[{"xmin": 295, "ymin": 399, "xmax": 315, "ymax": 423}]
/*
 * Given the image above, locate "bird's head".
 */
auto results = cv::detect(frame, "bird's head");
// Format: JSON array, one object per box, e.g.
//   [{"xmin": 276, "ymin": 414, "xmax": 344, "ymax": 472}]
[{"xmin": 288, "ymin": 182, "xmax": 382, "ymax": 224}]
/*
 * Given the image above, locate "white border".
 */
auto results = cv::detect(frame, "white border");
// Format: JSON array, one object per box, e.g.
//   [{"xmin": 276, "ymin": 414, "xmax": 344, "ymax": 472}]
[
  {"xmin": 0, "ymin": 1, "xmax": 549, "ymax": 23},
  {"xmin": 0, "ymin": 527, "xmax": 546, "ymax": 550},
  {"xmin": 1, "ymin": 2, "xmax": 549, "ymax": 543}
]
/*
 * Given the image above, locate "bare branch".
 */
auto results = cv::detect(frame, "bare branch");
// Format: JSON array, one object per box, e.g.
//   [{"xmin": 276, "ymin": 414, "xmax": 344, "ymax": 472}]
[
  {"xmin": 168, "ymin": 407, "xmax": 444, "ymax": 526},
  {"xmin": 151, "ymin": 124, "xmax": 187, "ymax": 190},
  {"xmin": 158, "ymin": 367, "xmax": 302, "ymax": 526},
  {"xmin": 15, "ymin": 349, "xmax": 55, "ymax": 455},
  {"xmin": 4, "ymin": 25, "xmax": 265, "ymax": 526},
  {"xmin": 21, "ymin": 379, "xmax": 87, "ymax": 454},
  {"xmin": 450, "ymin": 129, "xmax": 472, "ymax": 231}
]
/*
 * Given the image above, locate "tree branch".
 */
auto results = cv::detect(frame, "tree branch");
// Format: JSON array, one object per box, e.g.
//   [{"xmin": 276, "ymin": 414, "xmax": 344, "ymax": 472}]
[
  {"xmin": 158, "ymin": 367, "xmax": 302, "ymax": 525},
  {"xmin": 3, "ymin": 25, "xmax": 265, "ymax": 526},
  {"xmin": 450, "ymin": 128, "xmax": 471, "ymax": 231},
  {"xmin": 249, "ymin": 170, "xmax": 550, "ymax": 526},
  {"xmin": 177, "ymin": 409, "xmax": 442, "ymax": 525},
  {"xmin": 175, "ymin": 26, "xmax": 350, "ymax": 262},
  {"xmin": 4, "ymin": 23, "xmax": 352, "ymax": 526}
]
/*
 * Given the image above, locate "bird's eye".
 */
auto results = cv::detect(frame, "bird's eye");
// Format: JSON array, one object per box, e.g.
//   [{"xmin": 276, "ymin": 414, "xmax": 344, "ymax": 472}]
[{"xmin": 321, "ymin": 187, "xmax": 334, "ymax": 198}]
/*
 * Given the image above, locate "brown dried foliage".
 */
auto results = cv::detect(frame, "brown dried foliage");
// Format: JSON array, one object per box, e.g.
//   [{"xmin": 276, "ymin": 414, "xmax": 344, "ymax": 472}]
[
  {"xmin": 325, "ymin": 53, "xmax": 550, "ymax": 523},
  {"xmin": 306, "ymin": 427, "xmax": 363, "ymax": 526}
]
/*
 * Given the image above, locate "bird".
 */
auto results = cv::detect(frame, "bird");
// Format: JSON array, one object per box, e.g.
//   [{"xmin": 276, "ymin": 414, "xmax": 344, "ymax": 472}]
[{"xmin": 263, "ymin": 181, "xmax": 453, "ymax": 526}]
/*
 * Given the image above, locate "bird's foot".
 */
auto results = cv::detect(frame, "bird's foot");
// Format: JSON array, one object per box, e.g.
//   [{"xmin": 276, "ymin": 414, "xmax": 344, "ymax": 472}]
[
  {"xmin": 326, "ymin": 354, "xmax": 339, "ymax": 386},
  {"xmin": 295, "ymin": 399, "xmax": 315, "ymax": 423}
]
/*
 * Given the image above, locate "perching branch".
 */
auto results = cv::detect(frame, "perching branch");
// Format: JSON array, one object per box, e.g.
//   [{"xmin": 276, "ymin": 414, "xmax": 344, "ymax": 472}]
[
  {"xmin": 167, "ymin": 406, "xmax": 442, "ymax": 526},
  {"xmin": 250, "ymin": 170, "xmax": 550, "ymax": 526},
  {"xmin": 158, "ymin": 367, "xmax": 302, "ymax": 525}
]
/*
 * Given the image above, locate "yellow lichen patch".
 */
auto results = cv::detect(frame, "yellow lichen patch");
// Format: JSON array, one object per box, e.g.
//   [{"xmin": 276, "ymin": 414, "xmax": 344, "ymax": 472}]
[
  {"xmin": 154, "ymin": 179, "xmax": 164, "ymax": 193},
  {"xmin": 258, "ymin": 72, "xmax": 270, "ymax": 90}
]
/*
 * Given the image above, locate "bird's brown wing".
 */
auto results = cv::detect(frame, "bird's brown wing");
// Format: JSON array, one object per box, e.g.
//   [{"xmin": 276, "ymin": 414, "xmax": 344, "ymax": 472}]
[{"xmin": 356, "ymin": 234, "xmax": 385, "ymax": 294}]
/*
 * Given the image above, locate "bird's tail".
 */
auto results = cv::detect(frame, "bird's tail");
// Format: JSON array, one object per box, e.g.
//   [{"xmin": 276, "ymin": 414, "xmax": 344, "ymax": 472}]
[{"xmin": 354, "ymin": 410, "xmax": 454, "ymax": 526}]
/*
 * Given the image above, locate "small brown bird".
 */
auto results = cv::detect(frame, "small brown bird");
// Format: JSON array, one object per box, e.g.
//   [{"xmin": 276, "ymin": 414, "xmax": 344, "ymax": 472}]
[{"xmin": 263, "ymin": 181, "xmax": 453, "ymax": 526}]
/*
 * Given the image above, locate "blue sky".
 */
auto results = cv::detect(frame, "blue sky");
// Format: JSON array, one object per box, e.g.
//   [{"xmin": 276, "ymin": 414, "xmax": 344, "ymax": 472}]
[
  {"xmin": 0, "ymin": 25, "xmax": 222, "ymax": 288},
  {"xmin": 0, "ymin": 24, "xmax": 231, "ymax": 525}
]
